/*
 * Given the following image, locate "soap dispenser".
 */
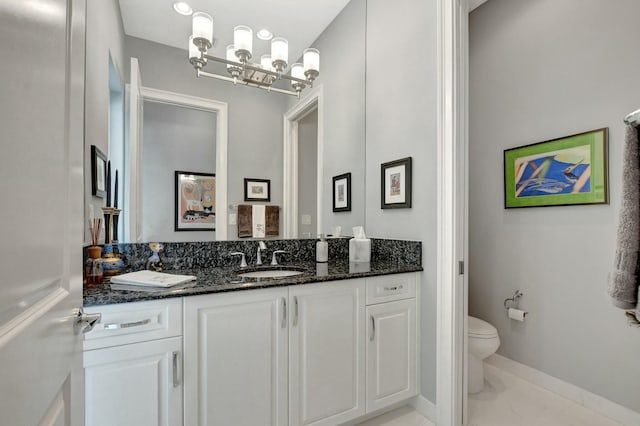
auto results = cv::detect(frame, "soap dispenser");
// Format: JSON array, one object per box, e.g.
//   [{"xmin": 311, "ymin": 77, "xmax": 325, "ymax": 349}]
[{"xmin": 316, "ymin": 234, "xmax": 328, "ymax": 263}]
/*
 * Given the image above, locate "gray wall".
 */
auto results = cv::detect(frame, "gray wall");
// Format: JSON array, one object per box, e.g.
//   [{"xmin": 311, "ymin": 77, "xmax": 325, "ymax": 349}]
[
  {"xmin": 287, "ymin": 0, "xmax": 367, "ymax": 235},
  {"xmin": 298, "ymin": 109, "xmax": 318, "ymax": 238},
  {"xmin": 469, "ymin": 0, "xmax": 640, "ymax": 412},
  {"xmin": 84, "ymin": 0, "xmax": 126, "ymax": 243},
  {"xmin": 125, "ymin": 36, "xmax": 287, "ymax": 240},
  {"xmin": 142, "ymin": 102, "xmax": 217, "ymax": 242},
  {"xmin": 366, "ymin": 0, "xmax": 438, "ymax": 402}
]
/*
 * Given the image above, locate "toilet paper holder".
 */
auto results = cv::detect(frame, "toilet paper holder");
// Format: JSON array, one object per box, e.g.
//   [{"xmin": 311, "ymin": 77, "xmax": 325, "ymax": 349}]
[{"xmin": 503, "ymin": 290, "xmax": 523, "ymax": 310}]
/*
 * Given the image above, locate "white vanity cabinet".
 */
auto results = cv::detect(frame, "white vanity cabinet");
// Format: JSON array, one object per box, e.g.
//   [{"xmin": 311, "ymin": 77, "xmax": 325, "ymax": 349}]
[
  {"xmin": 83, "ymin": 298, "xmax": 183, "ymax": 426},
  {"xmin": 365, "ymin": 273, "xmax": 418, "ymax": 413},
  {"xmin": 183, "ymin": 287, "xmax": 289, "ymax": 426},
  {"xmin": 289, "ymin": 279, "xmax": 366, "ymax": 426},
  {"xmin": 182, "ymin": 279, "xmax": 366, "ymax": 426}
]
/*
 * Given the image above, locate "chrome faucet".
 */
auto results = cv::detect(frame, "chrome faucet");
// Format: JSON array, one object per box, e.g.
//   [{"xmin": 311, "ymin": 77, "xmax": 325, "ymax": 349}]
[
  {"xmin": 271, "ymin": 250, "xmax": 288, "ymax": 266},
  {"xmin": 256, "ymin": 241, "xmax": 267, "ymax": 266},
  {"xmin": 230, "ymin": 252, "xmax": 247, "ymax": 268}
]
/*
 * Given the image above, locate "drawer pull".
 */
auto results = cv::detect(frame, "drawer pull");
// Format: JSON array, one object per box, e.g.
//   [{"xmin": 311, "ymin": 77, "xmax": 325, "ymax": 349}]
[
  {"xmin": 102, "ymin": 318, "xmax": 152, "ymax": 330},
  {"xmin": 383, "ymin": 285, "xmax": 403, "ymax": 291}
]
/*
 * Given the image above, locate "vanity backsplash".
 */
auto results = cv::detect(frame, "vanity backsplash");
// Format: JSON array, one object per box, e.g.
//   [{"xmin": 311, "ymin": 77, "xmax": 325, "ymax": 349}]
[{"xmin": 84, "ymin": 238, "xmax": 422, "ymax": 273}]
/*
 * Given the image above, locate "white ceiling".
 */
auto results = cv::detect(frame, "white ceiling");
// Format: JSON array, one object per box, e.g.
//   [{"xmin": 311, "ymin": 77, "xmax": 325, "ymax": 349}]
[
  {"xmin": 118, "ymin": 0, "xmax": 351, "ymax": 63},
  {"xmin": 469, "ymin": 0, "xmax": 489, "ymax": 12}
]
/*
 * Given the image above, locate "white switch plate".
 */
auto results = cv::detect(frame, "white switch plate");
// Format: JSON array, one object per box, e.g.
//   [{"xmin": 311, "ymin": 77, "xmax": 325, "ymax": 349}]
[
  {"xmin": 229, "ymin": 213, "xmax": 237, "ymax": 225},
  {"xmin": 301, "ymin": 214, "xmax": 311, "ymax": 225}
]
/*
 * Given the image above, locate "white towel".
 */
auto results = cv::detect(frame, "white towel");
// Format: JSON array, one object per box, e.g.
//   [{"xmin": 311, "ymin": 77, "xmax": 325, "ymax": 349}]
[
  {"xmin": 608, "ymin": 125, "xmax": 640, "ymax": 314},
  {"xmin": 252, "ymin": 204, "xmax": 266, "ymax": 238},
  {"xmin": 110, "ymin": 270, "xmax": 196, "ymax": 288}
]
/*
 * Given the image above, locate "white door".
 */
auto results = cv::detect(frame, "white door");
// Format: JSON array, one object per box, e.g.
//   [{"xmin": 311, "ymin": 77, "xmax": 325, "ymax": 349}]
[
  {"xmin": 289, "ymin": 280, "xmax": 366, "ymax": 426},
  {"xmin": 84, "ymin": 337, "xmax": 183, "ymax": 426},
  {"xmin": 0, "ymin": 0, "xmax": 86, "ymax": 424},
  {"xmin": 125, "ymin": 57, "xmax": 144, "ymax": 243},
  {"xmin": 183, "ymin": 288, "xmax": 289, "ymax": 426},
  {"xmin": 366, "ymin": 299, "xmax": 417, "ymax": 412}
]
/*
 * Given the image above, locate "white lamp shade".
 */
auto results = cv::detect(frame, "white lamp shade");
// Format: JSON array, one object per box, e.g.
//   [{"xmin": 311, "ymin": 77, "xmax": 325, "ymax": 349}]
[
  {"xmin": 188, "ymin": 36, "xmax": 199, "ymax": 59},
  {"xmin": 271, "ymin": 37, "xmax": 288, "ymax": 64},
  {"xmin": 234, "ymin": 25, "xmax": 253, "ymax": 54},
  {"xmin": 192, "ymin": 12, "xmax": 213, "ymax": 44},
  {"xmin": 261, "ymin": 54, "xmax": 274, "ymax": 71},
  {"xmin": 303, "ymin": 48, "xmax": 320, "ymax": 73},
  {"xmin": 291, "ymin": 63, "xmax": 305, "ymax": 84},
  {"xmin": 226, "ymin": 45, "xmax": 238, "ymax": 69}
]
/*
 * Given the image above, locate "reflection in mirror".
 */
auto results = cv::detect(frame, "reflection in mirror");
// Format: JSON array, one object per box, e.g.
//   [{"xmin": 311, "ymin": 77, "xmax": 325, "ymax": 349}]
[{"xmin": 84, "ymin": 0, "xmax": 366, "ymax": 243}]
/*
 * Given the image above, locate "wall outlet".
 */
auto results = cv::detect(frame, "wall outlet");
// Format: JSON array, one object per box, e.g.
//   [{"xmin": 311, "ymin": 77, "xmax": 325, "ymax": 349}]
[
  {"xmin": 301, "ymin": 214, "xmax": 311, "ymax": 225},
  {"xmin": 229, "ymin": 213, "xmax": 237, "ymax": 225}
]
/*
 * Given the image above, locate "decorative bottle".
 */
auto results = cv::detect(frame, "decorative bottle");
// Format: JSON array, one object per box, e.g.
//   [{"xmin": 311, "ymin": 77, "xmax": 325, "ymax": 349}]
[{"xmin": 85, "ymin": 246, "xmax": 104, "ymax": 286}]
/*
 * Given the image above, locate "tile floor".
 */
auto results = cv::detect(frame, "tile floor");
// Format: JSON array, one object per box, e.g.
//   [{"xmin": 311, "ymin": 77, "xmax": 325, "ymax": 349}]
[{"xmin": 358, "ymin": 363, "xmax": 621, "ymax": 426}]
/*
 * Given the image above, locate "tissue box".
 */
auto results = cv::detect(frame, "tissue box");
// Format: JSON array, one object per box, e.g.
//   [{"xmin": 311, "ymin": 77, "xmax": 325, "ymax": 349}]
[{"xmin": 349, "ymin": 238, "xmax": 371, "ymax": 263}]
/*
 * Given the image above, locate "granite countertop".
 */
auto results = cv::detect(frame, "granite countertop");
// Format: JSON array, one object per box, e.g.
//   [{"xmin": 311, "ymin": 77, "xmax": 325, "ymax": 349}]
[{"xmin": 83, "ymin": 260, "xmax": 423, "ymax": 307}]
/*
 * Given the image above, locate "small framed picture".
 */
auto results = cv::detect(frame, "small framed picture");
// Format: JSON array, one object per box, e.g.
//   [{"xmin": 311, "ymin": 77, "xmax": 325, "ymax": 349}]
[
  {"xmin": 332, "ymin": 172, "xmax": 351, "ymax": 212},
  {"xmin": 175, "ymin": 171, "xmax": 216, "ymax": 231},
  {"xmin": 504, "ymin": 128, "xmax": 608, "ymax": 208},
  {"xmin": 381, "ymin": 157, "xmax": 412, "ymax": 209},
  {"xmin": 91, "ymin": 145, "xmax": 107, "ymax": 199},
  {"xmin": 244, "ymin": 178, "xmax": 271, "ymax": 202}
]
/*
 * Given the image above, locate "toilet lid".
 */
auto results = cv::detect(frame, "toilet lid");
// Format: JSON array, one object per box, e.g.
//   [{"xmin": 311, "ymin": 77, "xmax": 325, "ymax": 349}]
[{"xmin": 468, "ymin": 316, "xmax": 498, "ymax": 338}]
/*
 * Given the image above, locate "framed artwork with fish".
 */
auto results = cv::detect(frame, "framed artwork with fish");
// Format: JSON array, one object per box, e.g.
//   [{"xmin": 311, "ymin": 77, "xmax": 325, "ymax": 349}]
[{"xmin": 504, "ymin": 128, "xmax": 609, "ymax": 208}]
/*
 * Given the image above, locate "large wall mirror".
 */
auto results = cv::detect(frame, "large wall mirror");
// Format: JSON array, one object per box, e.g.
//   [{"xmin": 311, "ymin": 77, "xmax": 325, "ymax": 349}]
[{"xmin": 84, "ymin": 0, "xmax": 366, "ymax": 243}]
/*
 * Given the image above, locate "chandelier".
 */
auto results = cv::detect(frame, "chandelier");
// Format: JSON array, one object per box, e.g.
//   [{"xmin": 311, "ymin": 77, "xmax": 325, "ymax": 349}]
[{"xmin": 188, "ymin": 12, "xmax": 320, "ymax": 97}]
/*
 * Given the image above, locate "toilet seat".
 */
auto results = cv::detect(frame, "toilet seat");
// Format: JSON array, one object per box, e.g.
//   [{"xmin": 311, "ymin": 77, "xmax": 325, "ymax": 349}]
[{"xmin": 469, "ymin": 316, "xmax": 498, "ymax": 339}]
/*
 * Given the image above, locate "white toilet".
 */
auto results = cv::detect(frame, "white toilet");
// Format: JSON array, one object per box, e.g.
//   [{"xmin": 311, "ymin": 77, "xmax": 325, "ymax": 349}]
[{"xmin": 468, "ymin": 316, "xmax": 500, "ymax": 393}]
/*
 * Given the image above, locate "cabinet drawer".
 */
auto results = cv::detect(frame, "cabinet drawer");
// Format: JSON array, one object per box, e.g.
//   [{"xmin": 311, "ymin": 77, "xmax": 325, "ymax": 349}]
[
  {"xmin": 366, "ymin": 273, "xmax": 416, "ymax": 305},
  {"xmin": 83, "ymin": 298, "xmax": 182, "ymax": 350}
]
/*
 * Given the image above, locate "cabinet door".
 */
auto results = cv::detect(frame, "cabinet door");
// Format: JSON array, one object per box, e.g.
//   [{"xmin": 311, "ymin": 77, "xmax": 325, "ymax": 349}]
[
  {"xmin": 84, "ymin": 337, "xmax": 183, "ymax": 426},
  {"xmin": 290, "ymin": 279, "xmax": 366, "ymax": 426},
  {"xmin": 184, "ymin": 288, "xmax": 289, "ymax": 426},
  {"xmin": 366, "ymin": 299, "xmax": 417, "ymax": 412}
]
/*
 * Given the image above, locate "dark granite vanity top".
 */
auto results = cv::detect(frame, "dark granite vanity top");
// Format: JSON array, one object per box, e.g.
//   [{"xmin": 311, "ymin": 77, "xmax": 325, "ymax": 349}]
[{"xmin": 83, "ymin": 260, "xmax": 423, "ymax": 307}]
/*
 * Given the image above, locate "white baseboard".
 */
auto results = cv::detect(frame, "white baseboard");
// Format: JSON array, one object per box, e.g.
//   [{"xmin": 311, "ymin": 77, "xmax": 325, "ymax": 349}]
[
  {"xmin": 485, "ymin": 354, "xmax": 640, "ymax": 426},
  {"xmin": 410, "ymin": 395, "xmax": 437, "ymax": 424}
]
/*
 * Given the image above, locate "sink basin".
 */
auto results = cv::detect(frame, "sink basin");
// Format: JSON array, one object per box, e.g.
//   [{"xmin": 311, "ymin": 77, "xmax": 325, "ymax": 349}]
[{"xmin": 235, "ymin": 268, "xmax": 304, "ymax": 279}]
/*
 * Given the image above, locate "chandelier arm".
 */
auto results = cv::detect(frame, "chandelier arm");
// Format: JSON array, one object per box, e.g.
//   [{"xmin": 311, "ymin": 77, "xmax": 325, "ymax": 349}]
[
  {"xmin": 202, "ymin": 53, "xmax": 310, "ymax": 85},
  {"xmin": 197, "ymin": 70, "xmax": 300, "ymax": 97}
]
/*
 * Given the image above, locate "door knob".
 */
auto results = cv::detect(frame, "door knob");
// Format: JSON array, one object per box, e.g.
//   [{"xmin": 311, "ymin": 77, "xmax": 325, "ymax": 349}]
[{"xmin": 74, "ymin": 308, "xmax": 102, "ymax": 334}]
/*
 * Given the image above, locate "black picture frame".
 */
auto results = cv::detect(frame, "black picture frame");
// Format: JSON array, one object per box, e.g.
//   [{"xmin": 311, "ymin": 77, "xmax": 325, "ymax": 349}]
[
  {"xmin": 381, "ymin": 157, "xmax": 412, "ymax": 209},
  {"xmin": 244, "ymin": 178, "xmax": 271, "ymax": 202},
  {"xmin": 175, "ymin": 171, "xmax": 216, "ymax": 232},
  {"xmin": 332, "ymin": 172, "xmax": 352, "ymax": 212},
  {"xmin": 91, "ymin": 145, "xmax": 107, "ymax": 199}
]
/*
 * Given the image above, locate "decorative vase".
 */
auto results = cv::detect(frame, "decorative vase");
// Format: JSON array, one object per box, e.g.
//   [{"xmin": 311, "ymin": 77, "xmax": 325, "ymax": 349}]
[
  {"xmin": 102, "ymin": 244, "xmax": 125, "ymax": 277},
  {"xmin": 85, "ymin": 246, "xmax": 104, "ymax": 286}
]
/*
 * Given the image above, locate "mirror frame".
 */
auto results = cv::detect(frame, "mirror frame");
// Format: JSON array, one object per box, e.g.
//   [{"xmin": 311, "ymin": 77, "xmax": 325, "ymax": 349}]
[{"xmin": 130, "ymin": 86, "xmax": 229, "ymax": 240}]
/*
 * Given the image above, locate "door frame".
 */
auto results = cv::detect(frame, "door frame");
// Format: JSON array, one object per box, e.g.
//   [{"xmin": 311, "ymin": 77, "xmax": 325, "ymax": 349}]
[
  {"xmin": 134, "ymin": 87, "xmax": 229, "ymax": 240},
  {"xmin": 283, "ymin": 85, "xmax": 324, "ymax": 238},
  {"xmin": 436, "ymin": 0, "xmax": 469, "ymax": 425}
]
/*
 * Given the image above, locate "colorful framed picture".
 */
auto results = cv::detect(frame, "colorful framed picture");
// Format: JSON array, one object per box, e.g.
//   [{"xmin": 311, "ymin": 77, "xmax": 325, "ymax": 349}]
[
  {"xmin": 91, "ymin": 145, "xmax": 107, "ymax": 199},
  {"xmin": 244, "ymin": 178, "xmax": 271, "ymax": 202},
  {"xmin": 381, "ymin": 157, "xmax": 412, "ymax": 209},
  {"xmin": 333, "ymin": 172, "xmax": 351, "ymax": 212},
  {"xmin": 175, "ymin": 171, "xmax": 216, "ymax": 231},
  {"xmin": 504, "ymin": 128, "xmax": 609, "ymax": 208}
]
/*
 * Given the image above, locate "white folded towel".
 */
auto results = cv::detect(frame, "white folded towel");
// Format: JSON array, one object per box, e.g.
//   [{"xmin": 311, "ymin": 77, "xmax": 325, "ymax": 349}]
[
  {"xmin": 252, "ymin": 204, "xmax": 266, "ymax": 238},
  {"xmin": 110, "ymin": 270, "xmax": 196, "ymax": 288}
]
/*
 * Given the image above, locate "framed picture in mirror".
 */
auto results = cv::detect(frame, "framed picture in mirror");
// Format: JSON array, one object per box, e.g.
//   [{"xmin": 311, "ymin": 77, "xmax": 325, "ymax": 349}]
[
  {"xmin": 244, "ymin": 178, "xmax": 271, "ymax": 202},
  {"xmin": 91, "ymin": 145, "xmax": 107, "ymax": 199},
  {"xmin": 381, "ymin": 157, "xmax": 412, "ymax": 209},
  {"xmin": 175, "ymin": 171, "xmax": 216, "ymax": 231},
  {"xmin": 333, "ymin": 172, "xmax": 351, "ymax": 212}
]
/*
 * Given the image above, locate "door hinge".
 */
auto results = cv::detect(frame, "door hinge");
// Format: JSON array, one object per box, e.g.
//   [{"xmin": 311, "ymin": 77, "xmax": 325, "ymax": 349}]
[{"xmin": 458, "ymin": 261, "xmax": 465, "ymax": 275}]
